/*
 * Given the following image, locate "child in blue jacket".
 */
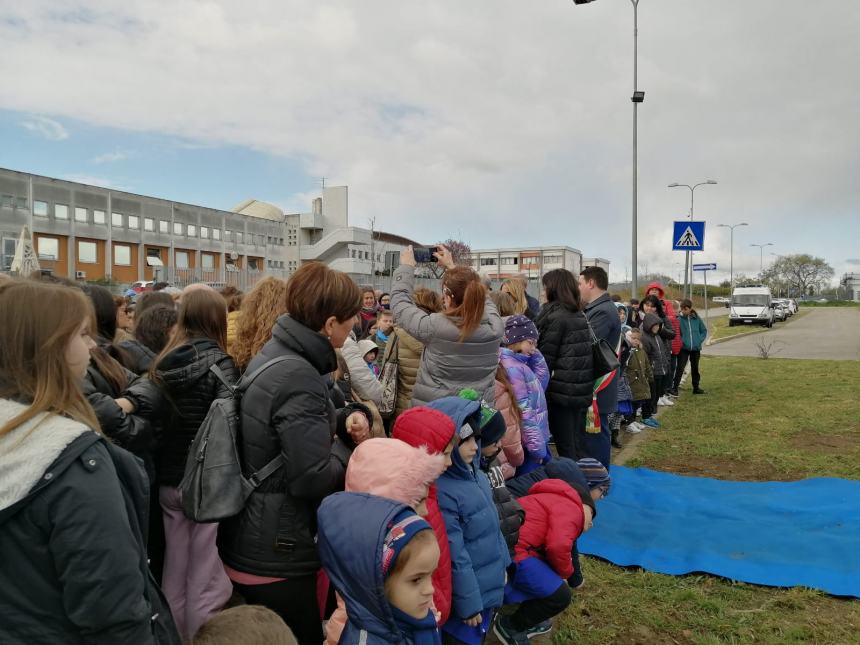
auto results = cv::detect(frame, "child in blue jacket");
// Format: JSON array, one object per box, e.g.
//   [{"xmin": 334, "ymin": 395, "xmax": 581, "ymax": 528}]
[
  {"xmin": 427, "ymin": 397, "xmax": 510, "ymax": 645},
  {"xmin": 673, "ymin": 298, "xmax": 708, "ymax": 394},
  {"xmin": 318, "ymin": 492, "xmax": 442, "ymax": 645}
]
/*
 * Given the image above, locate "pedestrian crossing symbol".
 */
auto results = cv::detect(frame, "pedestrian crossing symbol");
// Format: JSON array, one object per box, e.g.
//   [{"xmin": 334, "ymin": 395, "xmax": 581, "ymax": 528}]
[{"xmin": 672, "ymin": 220, "xmax": 705, "ymax": 251}]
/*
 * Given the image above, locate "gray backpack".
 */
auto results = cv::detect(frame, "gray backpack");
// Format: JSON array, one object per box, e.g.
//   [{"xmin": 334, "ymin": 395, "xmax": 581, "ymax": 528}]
[{"xmin": 179, "ymin": 355, "xmax": 292, "ymax": 523}]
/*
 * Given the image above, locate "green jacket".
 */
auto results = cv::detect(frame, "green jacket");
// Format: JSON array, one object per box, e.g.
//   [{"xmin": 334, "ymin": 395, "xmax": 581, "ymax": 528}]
[
  {"xmin": 624, "ymin": 346, "xmax": 653, "ymax": 401},
  {"xmin": 679, "ymin": 312, "xmax": 709, "ymax": 351}
]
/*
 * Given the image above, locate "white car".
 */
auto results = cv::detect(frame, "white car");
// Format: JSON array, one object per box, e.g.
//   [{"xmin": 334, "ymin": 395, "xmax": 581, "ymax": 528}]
[{"xmin": 773, "ymin": 303, "xmax": 787, "ymax": 321}]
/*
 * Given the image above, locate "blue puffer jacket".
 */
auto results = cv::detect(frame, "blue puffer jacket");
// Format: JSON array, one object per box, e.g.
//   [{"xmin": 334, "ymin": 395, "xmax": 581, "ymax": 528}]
[
  {"xmin": 679, "ymin": 312, "xmax": 709, "ymax": 351},
  {"xmin": 318, "ymin": 492, "xmax": 437, "ymax": 645},
  {"xmin": 498, "ymin": 348, "xmax": 550, "ymax": 461},
  {"xmin": 427, "ymin": 398, "xmax": 510, "ymax": 621}
]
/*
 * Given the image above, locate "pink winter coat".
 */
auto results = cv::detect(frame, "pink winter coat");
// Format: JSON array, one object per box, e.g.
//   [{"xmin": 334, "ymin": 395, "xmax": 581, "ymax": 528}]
[
  {"xmin": 324, "ymin": 438, "xmax": 446, "ymax": 645},
  {"xmin": 494, "ymin": 379, "xmax": 525, "ymax": 479}
]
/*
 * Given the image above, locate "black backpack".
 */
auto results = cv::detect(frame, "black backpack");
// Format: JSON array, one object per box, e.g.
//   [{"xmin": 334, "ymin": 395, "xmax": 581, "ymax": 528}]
[{"xmin": 178, "ymin": 355, "xmax": 293, "ymax": 523}]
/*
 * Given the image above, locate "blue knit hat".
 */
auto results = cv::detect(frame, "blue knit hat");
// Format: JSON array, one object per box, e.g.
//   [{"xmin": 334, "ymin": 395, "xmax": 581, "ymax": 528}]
[
  {"xmin": 503, "ymin": 314, "xmax": 539, "ymax": 346},
  {"xmin": 381, "ymin": 509, "xmax": 432, "ymax": 577},
  {"xmin": 576, "ymin": 457, "xmax": 611, "ymax": 497}
]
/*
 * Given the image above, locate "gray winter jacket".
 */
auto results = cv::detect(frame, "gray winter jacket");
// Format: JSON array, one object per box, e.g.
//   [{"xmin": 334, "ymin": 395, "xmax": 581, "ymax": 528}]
[
  {"xmin": 391, "ymin": 265, "xmax": 504, "ymax": 406},
  {"xmin": 341, "ymin": 332, "xmax": 383, "ymax": 404}
]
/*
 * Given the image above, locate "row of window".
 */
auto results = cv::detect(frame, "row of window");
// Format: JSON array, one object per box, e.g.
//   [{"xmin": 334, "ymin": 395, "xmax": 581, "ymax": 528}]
[
  {"xmin": 350, "ymin": 250, "xmax": 384, "ymax": 261},
  {"xmin": 475, "ymin": 254, "xmax": 564, "ymax": 267},
  {"xmin": 1, "ymin": 194, "xmax": 29, "ymax": 210},
  {"xmin": 36, "ymin": 237, "xmax": 234, "ymax": 270},
  {"xmin": 30, "ymin": 200, "xmax": 286, "ymax": 246}
]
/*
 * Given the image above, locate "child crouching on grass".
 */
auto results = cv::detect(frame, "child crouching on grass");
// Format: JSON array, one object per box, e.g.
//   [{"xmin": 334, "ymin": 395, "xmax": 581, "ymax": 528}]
[{"xmin": 318, "ymin": 492, "xmax": 442, "ymax": 645}]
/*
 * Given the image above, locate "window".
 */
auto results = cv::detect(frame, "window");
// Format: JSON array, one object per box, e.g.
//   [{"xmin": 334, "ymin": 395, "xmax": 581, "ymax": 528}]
[
  {"xmin": 187, "ymin": 224, "xmax": 197, "ymax": 237},
  {"xmin": 159, "ymin": 220, "xmax": 169, "ymax": 234},
  {"xmin": 75, "ymin": 207, "xmax": 88, "ymax": 223},
  {"xmin": 144, "ymin": 217, "xmax": 155, "ymax": 232},
  {"xmin": 37, "ymin": 237, "xmax": 59, "ymax": 260},
  {"xmin": 112, "ymin": 212, "xmax": 123, "ymax": 227},
  {"xmin": 114, "ymin": 244, "xmax": 131, "ymax": 266},
  {"xmin": 543, "ymin": 255, "xmax": 562, "ymax": 264},
  {"xmin": 93, "ymin": 209, "xmax": 106, "ymax": 224},
  {"xmin": 173, "ymin": 222, "xmax": 183, "ymax": 235},
  {"xmin": 78, "ymin": 241, "xmax": 97, "ymax": 263},
  {"xmin": 128, "ymin": 215, "xmax": 139, "ymax": 230},
  {"xmin": 200, "ymin": 226, "xmax": 209, "ymax": 239},
  {"xmin": 1, "ymin": 195, "xmax": 13, "ymax": 208},
  {"xmin": 236, "ymin": 232, "xmax": 243, "ymax": 244},
  {"xmin": 175, "ymin": 250, "xmax": 189, "ymax": 269},
  {"xmin": 225, "ymin": 230, "xmax": 233, "ymax": 242},
  {"xmin": 201, "ymin": 253, "xmax": 215, "ymax": 269},
  {"xmin": 213, "ymin": 228, "xmax": 221, "ymax": 241},
  {"xmin": 480, "ymin": 258, "xmax": 497, "ymax": 266},
  {"xmin": 2, "ymin": 237, "xmax": 17, "ymax": 271},
  {"xmin": 248, "ymin": 258, "xmax": 259, "ymax": 271},
  {"xmin": 500, "ymin": 257, "xmax": 518, "ymax": 266},
  {"xmin": 34, "ymin": 200, "xmax": 49, "ymax": 217},
  {"xmin": 55, "ymin": 204, "xmax": 69, "ymax": 220},
  {"xmin": 15, "ymin": 197, "xmax": 27, "ymax": 210}
]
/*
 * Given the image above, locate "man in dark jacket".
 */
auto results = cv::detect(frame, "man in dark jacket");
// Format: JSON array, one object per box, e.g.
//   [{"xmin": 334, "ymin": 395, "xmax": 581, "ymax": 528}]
[{"xmin": 578, "ymin": 266, "xmax": 621, "ymax": 469}]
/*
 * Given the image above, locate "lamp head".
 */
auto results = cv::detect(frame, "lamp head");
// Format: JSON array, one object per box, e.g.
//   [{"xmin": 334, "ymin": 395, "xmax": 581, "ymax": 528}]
[
  {"xmin": 668, "ymin": 183, "xmax": 680, "ymax": 188},
  {"xmin": 706, "ymin": 180, "xmax": 718, "ymax": 184}
]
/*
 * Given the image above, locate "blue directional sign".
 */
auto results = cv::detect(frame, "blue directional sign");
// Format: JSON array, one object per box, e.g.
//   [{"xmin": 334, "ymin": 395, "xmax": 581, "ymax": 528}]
[
  {"xmin": 693, "ymin": 263, "xmax": 717, "ymax": 271},
  {"xmin": 672, "ymin": 220, "xmax": 705, "ymax": 251}
]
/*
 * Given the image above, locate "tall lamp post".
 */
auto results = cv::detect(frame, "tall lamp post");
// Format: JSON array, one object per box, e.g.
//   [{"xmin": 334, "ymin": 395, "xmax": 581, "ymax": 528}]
[
  {"xmin": 668, "ymin": 180, "xmax": 717, "ymax": 299},
  {"xmin": 630, "ymin": 0, "xmax": 643, "ymax": 299},
  {"xmin": 717, "ymin": 222, "xmax": 748, "ymax": 291},
  {"xmin": 750, "ymin": 242, "xmax": 773, "ymax": 275}
]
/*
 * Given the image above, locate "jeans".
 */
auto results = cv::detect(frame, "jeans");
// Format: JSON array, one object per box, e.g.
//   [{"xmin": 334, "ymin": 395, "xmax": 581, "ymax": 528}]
[
  {"xmin": 674, "ymin": 349, "xmax": 701, "ymax": 390},
  {"xmin": 160, "ymin": 486, "xmax": 232, "ymax": 643},
  {"xmin": 232, "ymin": 576, "xmax": 322, "ymax": 645}
]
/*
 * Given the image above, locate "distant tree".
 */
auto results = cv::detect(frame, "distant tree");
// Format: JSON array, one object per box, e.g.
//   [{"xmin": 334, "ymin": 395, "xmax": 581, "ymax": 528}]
[
  {"xmin": 761, "ymin": 254, "xmax": 834, "ymax": 296},
  {"xmin": 439, "ymin": 238, "xmax": 472, "ymax": 267},
  {"xmin": 719, "ymin": 279, "xmax": 731, "ymax": 288}
]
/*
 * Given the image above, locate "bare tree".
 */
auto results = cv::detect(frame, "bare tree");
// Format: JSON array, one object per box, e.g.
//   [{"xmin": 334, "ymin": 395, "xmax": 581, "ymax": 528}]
[{"xmin": 439, "ymin": 238, "xmax": 472, "ymax": 267}]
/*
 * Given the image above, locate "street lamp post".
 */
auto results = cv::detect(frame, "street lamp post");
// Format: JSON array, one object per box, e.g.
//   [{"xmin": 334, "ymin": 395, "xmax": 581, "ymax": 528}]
[
  {"xmin": 668, "ymin": 180, "xmax": 717, "ymax": 299},
  {"xmin": 750, "ymin": 242, "xmax": 773, "ymax": 274},
  {"xmin": 717, "ymin": 222, "xmax": 748, "ymax": 292},
  {"xmin": 631, "ymin": 0, "xmax": 643, "ymax": 298}
]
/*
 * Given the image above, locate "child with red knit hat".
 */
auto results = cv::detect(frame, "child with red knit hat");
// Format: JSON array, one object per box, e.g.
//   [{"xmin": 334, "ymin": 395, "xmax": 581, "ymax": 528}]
[{"xmin": 392, "ymin": 407, "xmax": 457, "ymax": 627}]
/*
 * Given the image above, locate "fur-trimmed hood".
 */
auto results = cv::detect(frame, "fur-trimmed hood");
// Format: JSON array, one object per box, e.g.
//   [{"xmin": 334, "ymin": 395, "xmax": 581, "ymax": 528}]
[
  {"xmin": 346, "ymin": 438, "xmax": 446, "ymax": 508},
  {"xmin": 0, "ymin": 399, "xmax": 92, "ymax": 512}
]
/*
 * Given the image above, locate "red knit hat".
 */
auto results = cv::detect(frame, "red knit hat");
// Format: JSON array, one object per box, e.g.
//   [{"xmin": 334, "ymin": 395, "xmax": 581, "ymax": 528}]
[{"xmin": 392, "ymin": 407, "xmax": 456, "ymax": 454}]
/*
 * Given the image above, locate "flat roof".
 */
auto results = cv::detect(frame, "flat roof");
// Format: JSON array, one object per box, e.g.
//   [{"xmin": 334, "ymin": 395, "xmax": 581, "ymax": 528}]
[{"xmin": 470, "ymin": 245, "xmax": 582, "ymax": 254}]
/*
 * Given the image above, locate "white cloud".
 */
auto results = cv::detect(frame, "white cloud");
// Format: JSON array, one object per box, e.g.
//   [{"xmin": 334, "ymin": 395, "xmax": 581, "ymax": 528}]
[
  {"xmin": 1, "ymin": 1, "xmax": 858, "ymax": 287},
  {"xmin": 19, "ymin": 115, "xmax": 68, "ymax": 141},
  {"xmin": 91, "ymin": 150, "xmax": 129, "ymax": 164}
]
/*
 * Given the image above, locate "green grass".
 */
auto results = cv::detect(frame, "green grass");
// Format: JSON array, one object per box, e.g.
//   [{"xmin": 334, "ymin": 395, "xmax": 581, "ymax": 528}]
[{"xmin": 552, "ymin": 356, "xmax": 860, "ymax": 644}]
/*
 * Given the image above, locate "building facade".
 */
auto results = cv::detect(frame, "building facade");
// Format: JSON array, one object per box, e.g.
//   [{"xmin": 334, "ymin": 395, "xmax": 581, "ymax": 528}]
[
  {"xmin": 582, "ymin": 257, "xmax": 611, "ymax": 273},
  {"xmin": 468, "ymin": 246, "xmax": 585, "ymax": 280},
  {"xmin": 841, "ymin": 273, "xmax": 860, "ymax": 301}
]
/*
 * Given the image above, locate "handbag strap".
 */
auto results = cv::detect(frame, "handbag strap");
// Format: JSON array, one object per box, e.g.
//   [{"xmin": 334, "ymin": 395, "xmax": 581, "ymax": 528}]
[
  {"xmin": 584, "ymin": 315, "xmax": 599, "ymax": 344},
  {"xmin": 248, "ymin": 453, "xmax": 285, "ymax": 488}
]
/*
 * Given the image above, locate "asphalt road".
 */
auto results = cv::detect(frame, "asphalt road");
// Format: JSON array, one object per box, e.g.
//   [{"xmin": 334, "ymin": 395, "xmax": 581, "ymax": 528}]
[{"xmin": 703, "ymin": 308, "xmax": 860, "ymax": 361}]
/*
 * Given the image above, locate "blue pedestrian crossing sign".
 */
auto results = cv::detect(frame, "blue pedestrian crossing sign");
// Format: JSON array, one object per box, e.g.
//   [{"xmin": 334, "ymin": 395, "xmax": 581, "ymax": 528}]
[{"xmin": 672, "ymin": 220, "xmax": 705, "ymax": 251}]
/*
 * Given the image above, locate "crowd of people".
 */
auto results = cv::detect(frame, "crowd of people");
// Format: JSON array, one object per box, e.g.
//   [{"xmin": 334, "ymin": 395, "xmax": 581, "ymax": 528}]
[{"xmin": 0, "ymin": 251, "xmax": 706, "ymax": 645}]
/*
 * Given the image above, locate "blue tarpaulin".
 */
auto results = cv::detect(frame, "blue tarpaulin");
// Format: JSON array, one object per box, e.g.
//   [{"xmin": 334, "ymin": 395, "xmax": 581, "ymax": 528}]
[{"xmin": 577, "ymin": 466, "xmax": 860, "ymax": 597}]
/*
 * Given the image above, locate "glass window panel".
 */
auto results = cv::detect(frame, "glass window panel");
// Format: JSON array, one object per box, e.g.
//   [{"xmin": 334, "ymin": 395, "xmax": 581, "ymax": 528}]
[
  {"xmin": 37, "ymin": 237, "xmax": 59, "ymax": 260},
  {"xmin": 78, "ymin": 241, "xmax": 97, "ymax": 263},
  {"xmin": 75, "ymin": 207, "xmax": 88, "ymax": 222},
  {"xmin": 93, "ymin": 210, "xmax": 106, "ymax": 224},
  {"xmin": 55, "ymin": 204, "xmax": 69, "ymax": 220},
  {"xmin": 114, "ymin": 244, "xmax": 131, "ymax": 265},
  {"xmin": 34, "ymin": 200, "xmax": 49, "ymax": 216}
]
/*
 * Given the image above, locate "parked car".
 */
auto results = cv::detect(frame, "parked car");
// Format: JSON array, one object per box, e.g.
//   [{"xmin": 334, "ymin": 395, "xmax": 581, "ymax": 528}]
[
  {"xmin": 713, "ymin": 296, "xmax": 730, "ymax": 304},
  {"xmin": 729, "ymin": 286, "xmax": 774, "ymax": 327},
  {"xmin": 773, "ymin": 303, "xmax": 787, "ymax": 321},
  {"xmin": 130, "ymin": 280, "xmax": 155, "ymax": 293}
]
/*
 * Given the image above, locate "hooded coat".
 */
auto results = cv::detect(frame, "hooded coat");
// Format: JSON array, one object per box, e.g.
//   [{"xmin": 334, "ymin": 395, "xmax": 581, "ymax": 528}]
[
  {"xmin": 426, "ymin": 397, "xmax": 510, "ymax": 621},
  {"xmin": 534, "ymin": 301, "xmax": 594, "ymax": 409},
  {"xmin": 383, "ymin": 326, "xmax": 425, "ymax": 418},
  {"xmin": 392, "ymin": 407, "xmax": 457, "ymax": 625},
  {"xmin": 342, "ymin": 332, "xmax": 383, "ymax": 404},
  {"xmin": 646, "ymin": 282, "xmax": 682, "ymax": 355},
  {"xmin": 326, "ymin": 439, "xmax": 446, "ymax": 644},
  {"xmin": 498, "ymin": 348, "xmax": 551, "ymax": 461},
  {"xmin": 492, "ymin": 379, "xmax": 525, "ymax": 479},
  {"xmin": 152, "ymin": 337, "xmax": 238, "ymax": 487},
  {"xmin": 641, "ymin": 312, "xmax": 671, "ymax": 377},
  {"xmin": 318, "ymin": 493, "xmax": 439, "ymax": 645},
  {"xmin": 480, "ymin": 456, "xmax": 525, "ymax": 558},
  {"xmin": 514, "ymin": 479, "xmax": 585, "ymax": 580},
  {"xmin": 0, "ymin": 399, "xmax": 180, "ymax": 645},
  {"xmin": 217, "ymin": 315, "xmax": 370, "ymax": 579},
  {"xmin": 118, "ymin": 338, "xmax": 158, "ymax": 375},
  {"xmin": 624, "ymin": 344, "xmax": 654, "ymax": 401},
  {"xmin": 680, "ymin": 311, "xmax": 709, "ymax": 351},
  {"xmin": 390, "ymin": 265, "xmax": 504, "ymax": 406}
]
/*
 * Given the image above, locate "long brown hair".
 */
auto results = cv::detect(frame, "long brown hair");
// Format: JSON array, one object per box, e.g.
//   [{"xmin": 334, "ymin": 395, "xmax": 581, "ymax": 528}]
[
  {"xmin": 501, "ymin": 279, "xmax": 528, "ymax": 316},
  {"xmin": 496, "ymin": 365, "xmax": 522, "ymax": 422},
  {"xmin": 442, "ymin": 266, "xmax": 486, "ymax": 341},
  {"xmin": 232, "ymin": 276, "xmax": 289, "ymax": 371},
  {"xmin": 0, "ymin": 280, "xmax": 100, "ymax": 437},
  {"xmin": 151, "ymin": 289, "xmax": 228, "ymax": 376}
]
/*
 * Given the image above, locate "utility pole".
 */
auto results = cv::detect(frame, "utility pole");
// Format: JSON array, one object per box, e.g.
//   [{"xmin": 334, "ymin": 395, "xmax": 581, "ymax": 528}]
[
  {"xmin": 368, "ymin": 217, "xmax": 376, "ymax": 284},
  {"xmin": 630, "ymin": 0, "xmax": 644, "ymax": 299}
]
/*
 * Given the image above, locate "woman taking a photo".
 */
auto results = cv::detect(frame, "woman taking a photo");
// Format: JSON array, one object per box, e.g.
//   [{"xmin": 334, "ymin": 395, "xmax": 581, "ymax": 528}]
[
  {"xmin": 0, "ymin": 279, "xmax": 179, "ymax": 644},
  {"xmin": 217, "ymin": 262, "xmax": 372, "ymax": 645},
  {"xmin": 535, "ymin": 269, "xmax": 594, "ymax": 460},
  {"xmin": 391, "ymin": 245, "xmax": 504, "ymax": 406}
]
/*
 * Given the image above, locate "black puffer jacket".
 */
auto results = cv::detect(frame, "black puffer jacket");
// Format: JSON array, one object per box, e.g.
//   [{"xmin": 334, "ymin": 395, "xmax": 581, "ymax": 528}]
[
  {"xmin": 0, "ymin": 403, "xmax": 180, "ymax": 645},
  {"xmin": 118, "ymin": 339, "xmax": 158, "ymax": 375},
  {"xmin": 84, "ymin": 362, "xmax": 161, "ymax": 475},
  {"xmin": 217, "ymin": 315, "xmax": 370, "ymax": 578},
  {"xmin": 152, "ymin": 338, "xmax": 238, "ymax": 487},
  {"xmin": 535, "ymin": 301, "xmax": 594, "ymax": 408},
  {"xmin": 482, "ymin": 457, "xmax": 525, "ymax": 558}
]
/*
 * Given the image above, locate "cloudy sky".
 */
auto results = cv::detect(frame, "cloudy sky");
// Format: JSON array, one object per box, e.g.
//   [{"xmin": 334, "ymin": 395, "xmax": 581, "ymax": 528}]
[{"xmin": 1, "ymin": 1, "xmax": 858, "ymax": 285}]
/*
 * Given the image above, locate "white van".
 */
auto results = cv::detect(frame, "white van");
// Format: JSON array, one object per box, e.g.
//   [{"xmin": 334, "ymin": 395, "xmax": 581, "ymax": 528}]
[{"xmin": 729, "ymin": 286, "xmax": 774, "ymax": 327}]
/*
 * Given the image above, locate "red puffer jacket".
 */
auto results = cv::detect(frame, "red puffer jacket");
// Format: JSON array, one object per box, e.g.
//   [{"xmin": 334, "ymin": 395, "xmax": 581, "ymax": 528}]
[
  {"xmin": 514, "ymin": 479, "xmax": 585, "ymax": 579},
  {"xmin": 392, "ymin": 407, "xmax": 456, "ymax": 625},
  {"xmin": 646, "ymin": 282, "xmax": 682, "ymax": 355}
]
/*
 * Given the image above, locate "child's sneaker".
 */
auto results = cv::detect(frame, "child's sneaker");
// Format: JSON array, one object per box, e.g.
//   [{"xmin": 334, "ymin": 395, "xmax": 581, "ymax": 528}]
[
  {"xmin": 525, "ymin": 620, "xmax": 553, "ymax": 639},
  {"xmin": 625, "ymin": 422, "xmax": 643, "ymax": 434},
  {"xmin": 642, "ymin": 418, "xmax": 660, "ymax": 428},
  {"xmin": 494, "ymin": 615, "xmax": 530, "ymax": 645}
]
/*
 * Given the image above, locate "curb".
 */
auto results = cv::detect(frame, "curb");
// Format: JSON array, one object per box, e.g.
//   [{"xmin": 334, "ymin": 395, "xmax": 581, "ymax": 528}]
[{"xmin": 705, "ymin": 309, "xmax": 807, "ymax": 346}]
